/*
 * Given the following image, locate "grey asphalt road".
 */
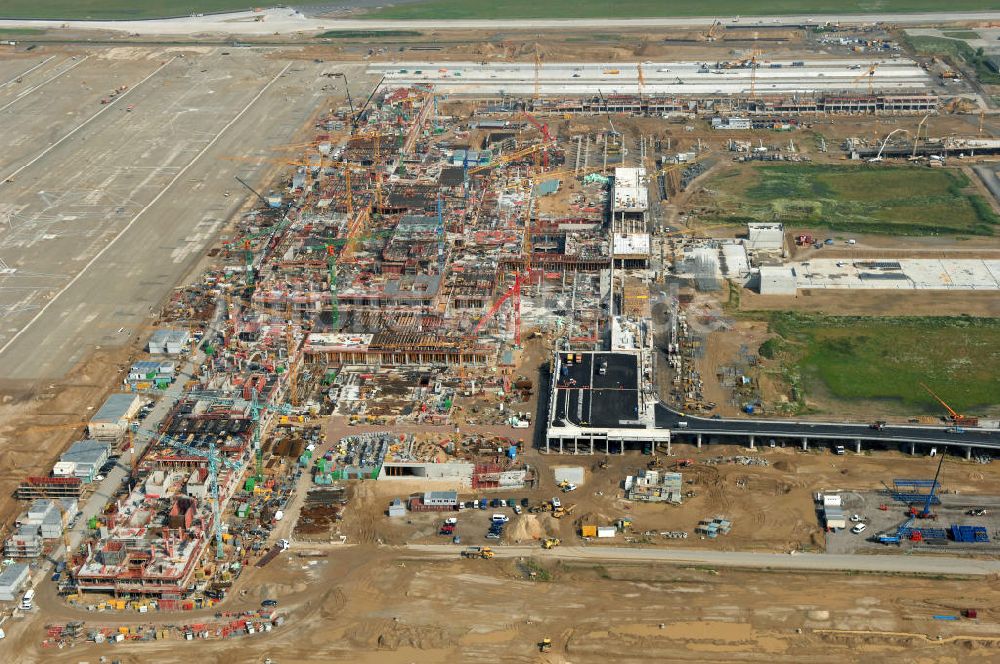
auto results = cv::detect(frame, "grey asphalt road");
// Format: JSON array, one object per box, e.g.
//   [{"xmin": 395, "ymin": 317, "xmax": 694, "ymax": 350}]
[
  {"xmin": 407, "ymin": 543, "xmax": 1000, "ymax": 576},
  {"xmin": 1, "ymin": 9, "xmax": 999, "ymax": 36}
]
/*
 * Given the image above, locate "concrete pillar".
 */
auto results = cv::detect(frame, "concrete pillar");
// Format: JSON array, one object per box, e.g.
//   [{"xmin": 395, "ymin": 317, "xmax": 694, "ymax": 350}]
[
  {"xmin": 666, "ymin": 438, "xmax": 672, "ymax": 456},
  {"xmin": 801, "ymin": 437, "xmax": 808, "ymax": 451},
  {"xmin": 910, "ymin": 442, "xmax": 915, "ymax": 456},
  {"xmin": 696, "ymin": 433, "xmax": 703, "ymax": 449},
  {"xmin": 855, "ymin": 439, "xmax": 861, "ymax": 454},
  {"xmin": 748, "ymin": 435, "xmax": 755, "ymax": 450},
  {"xmin": 966, "ymin": 446, "xmax": 972, "ymax": 461},
  {"xmin": 590, "ymin": 437, "xmax": 595, "ymax": 455}
]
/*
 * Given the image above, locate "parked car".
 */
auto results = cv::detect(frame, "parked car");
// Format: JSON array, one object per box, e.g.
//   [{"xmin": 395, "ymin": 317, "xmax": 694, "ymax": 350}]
[
  {"xmin": 851, "ymin": 523, "xmax": 867, "ymax": 534},
  {"xmin": 562, "ymin": 483, "xmax": 578, "ymax": 493},
  {"xmin": 485, "ymin": 532, "xmax": 500, "ymax": 539},
  {"xmin": 513, "ymin": 505, "xmax": 522, "ymax": 515},
  {"xmin": 261, "ymin": 599, "xmax": 278, "ymax": 607},
  {"xmin": 491, "ymin": 514, "xmax": 510, "ymax": 523},
  {"xmin": 849, "ymin": 514, "xmax": 863, "ymax": 522},
  {"xmin": 551, "ymin": 497, "xmax": 562, "ymax": 509}
]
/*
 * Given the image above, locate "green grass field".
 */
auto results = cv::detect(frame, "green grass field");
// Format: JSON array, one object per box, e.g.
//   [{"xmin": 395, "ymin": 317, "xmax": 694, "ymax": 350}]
[
  {"xmin": 703, "ymin": 164, "xmax": 999, "ymax": 236},
  {"xmin": 760, "ymin": 313, "xmax": 1000, "ymax": 414},
  {"xmin": 0, "ymin": 27, "xmax": 46, "ymax": 35},
  {"xmin": 903, "ymin": 34, "xmax": 1000, "ymax": 85},
  {"xmin": 0, "ymin": 1, "xmax": 252, "ymax": 20},
  {"xmin": 316, "ymin": 30, "xmax": 422, "ymax": 39},
  {"xmin": 367, "ymin": 0, "xmax": 1000, "ymax": 19},
  {"xmin": 942, "ymin": 30, "xmax": 981, "ymax": 39}
]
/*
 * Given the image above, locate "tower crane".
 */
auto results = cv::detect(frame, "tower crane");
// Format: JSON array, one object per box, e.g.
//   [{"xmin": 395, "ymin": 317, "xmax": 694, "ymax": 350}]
[
  {"xmin": 637, "ymin": 61, "xmax": 645, "ymax": 99},
  {"xmin": 533, "ymin": 45, "xmax": 542, "ymax": 102},
  {"xmin": 852, "ymin": 62, "xmax": 878, "ymax": 95},
  {"xmin": 132, "ymin": 427, "xmax": 240, "ymax": 560},
  {"xmin": 471, "ymin": 273, "xmax": 523, "ymax": 344},
  {"xmin": 748, "ymin": 47, "xmax": 764, "ymax": 99},
  {"xmin": 520, "ymin": 111, "xmax": 555, "ymax": 168}
]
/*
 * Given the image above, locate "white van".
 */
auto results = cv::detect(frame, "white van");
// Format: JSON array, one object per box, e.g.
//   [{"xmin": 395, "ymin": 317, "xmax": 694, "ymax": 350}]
[
  {"xmin": 491, "ymin": 514, "xmax": 509, "ymax": 524},
  {"xmin": 677, "ymin": 421, "xmax": 688, "ymax": 429},
  {"xmin": 20, "ymin": 588, "xmax": 34, "ymax": 611}
]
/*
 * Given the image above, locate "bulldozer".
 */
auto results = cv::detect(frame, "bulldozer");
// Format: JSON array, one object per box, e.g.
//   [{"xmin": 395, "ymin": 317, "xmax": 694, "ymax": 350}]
[
  {"xmin": 539, "ymin": 637, "xmax": 552, "ymax": 652},
  {"xmin": 542, "ymin": 537, "xmax": 560, "ymax": 549}
]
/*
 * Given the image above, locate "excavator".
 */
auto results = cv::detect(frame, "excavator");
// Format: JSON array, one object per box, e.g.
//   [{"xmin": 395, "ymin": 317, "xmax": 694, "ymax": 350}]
[{"xmin": 542, "ymin": 537, "xmax": 560, "ymax": 549}]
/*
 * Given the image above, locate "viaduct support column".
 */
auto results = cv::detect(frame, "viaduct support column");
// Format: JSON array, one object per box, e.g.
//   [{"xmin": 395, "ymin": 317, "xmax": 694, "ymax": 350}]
[
  {"xmin": 801, "ymin": 437, "xmax": 808, "ymax": 451},
  {"xmin": 696, "ymin": 433, "xmax": 702, "ymax": 449},
  {"xmin": 910, "ymin": 442, "xmax": 915, "ymax": 456},
  {"xmin": 855, "ymin": 439, "xmax": 861, "ymax": 454},
  {"xmin": 748, "ymin": 435, "xmax": 755, "ymax": 450},
  {"xmin": 966, "ymin": 446, "xmax": 972, "ymax": 460}
]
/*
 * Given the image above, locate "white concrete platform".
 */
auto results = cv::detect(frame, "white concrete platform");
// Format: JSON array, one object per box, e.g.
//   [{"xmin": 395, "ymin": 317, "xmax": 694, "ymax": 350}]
[{"xmin": 791, "ymin": 258, "xmax": 1000, "ymax": 290}]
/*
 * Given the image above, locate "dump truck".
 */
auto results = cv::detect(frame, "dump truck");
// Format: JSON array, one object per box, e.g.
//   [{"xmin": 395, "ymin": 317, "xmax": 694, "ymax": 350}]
[{"xmin": 461, "ymin": 546, "xmax": 494, "ymax": 559}]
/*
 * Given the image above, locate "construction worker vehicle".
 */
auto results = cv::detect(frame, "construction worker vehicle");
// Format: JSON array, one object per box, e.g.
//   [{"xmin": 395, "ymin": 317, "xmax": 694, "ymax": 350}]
[
  {"xmin": 461, "ymin": 546, "xmax": 494, "ymax": 559},
  {"xmin": 539, "ymin": 637, "xmax": 552, "ymax": 652},
  {"xmin": 542, "ymin": 538, "xmax": 560, "ymax": 549},
  {"xmin": 552, "ymin": 504, "xmax": 575, "ymax": 519}
]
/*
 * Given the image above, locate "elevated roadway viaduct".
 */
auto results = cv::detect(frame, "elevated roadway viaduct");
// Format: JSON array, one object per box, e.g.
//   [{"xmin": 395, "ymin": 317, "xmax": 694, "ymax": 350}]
[{"xmin": 653, "ymin": 404, "xmax": 1000, "ymax": 458}]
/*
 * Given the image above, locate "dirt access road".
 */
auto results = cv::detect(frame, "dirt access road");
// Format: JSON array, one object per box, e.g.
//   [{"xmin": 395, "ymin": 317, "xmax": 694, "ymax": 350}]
[
  {"xmin": 407, "ymin": 543, "xmax": 1000, "ymax": 575},
  {"xmin": 10, "ymin": 543, "xmax": 1000, "ymax": 663}
]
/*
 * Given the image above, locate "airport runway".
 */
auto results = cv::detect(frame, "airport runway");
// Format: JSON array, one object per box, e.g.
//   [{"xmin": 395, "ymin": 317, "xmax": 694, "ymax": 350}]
[
  {"xmin": 0, "ymin": 48, "xmax": 369, "ymax": 381},
  {"xmin": 1, "ymin": 9, "xmax": 1000, "ymax": 36},
  {"xmin": 371, "ymin": 58, "xmax": 933, "ymax": 96}
]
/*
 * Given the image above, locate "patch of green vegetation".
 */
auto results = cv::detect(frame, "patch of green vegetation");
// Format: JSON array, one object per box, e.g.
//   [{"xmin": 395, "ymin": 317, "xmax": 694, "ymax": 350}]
[
  {"xmin": 521, "ymin": 559, "xmax": 552, "ymax": 582},
  {"xmin": 316, "ymin": 30, "xmax": 422, "ymax": 39},
  {"xmin": 0, "ymin": 1, "xmax": 252, "ymax": 20},
  {"xmin": 755, "ymin": 312, "xmax": 1000, "ymax": 413},
  {"xmin": 0, "ymin": 27, "xmax": 46, "ymax": 35},
  {"xmin": 942, "ymin": 31, "xmax": 981, "ymax": 40},
  {"xmin": 367, "ymin": 0, "xmax": 1000, "ymax": 19},
  {"xmin": 758, "ymin": 337, "xmax": 785, "ymax": 360},
  {"xmin": 706, "ymin": 164, "xmax": 999, "ymax": 236},
  {"xmin": 902, "ymin": 34, "xmax": 1000, "ymax": 85}
]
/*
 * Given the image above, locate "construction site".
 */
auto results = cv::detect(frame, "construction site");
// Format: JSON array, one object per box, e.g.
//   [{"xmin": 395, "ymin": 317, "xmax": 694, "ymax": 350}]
[{"xmin": 1, "ymin": 9, "xmax": 1000, "ymax": 662}]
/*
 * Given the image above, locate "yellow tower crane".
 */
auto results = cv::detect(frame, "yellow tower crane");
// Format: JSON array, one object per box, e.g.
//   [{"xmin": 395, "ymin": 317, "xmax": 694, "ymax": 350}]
[{"xmin": 853, "ymin": 62, "xmax": 879, "ymax": 96}]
